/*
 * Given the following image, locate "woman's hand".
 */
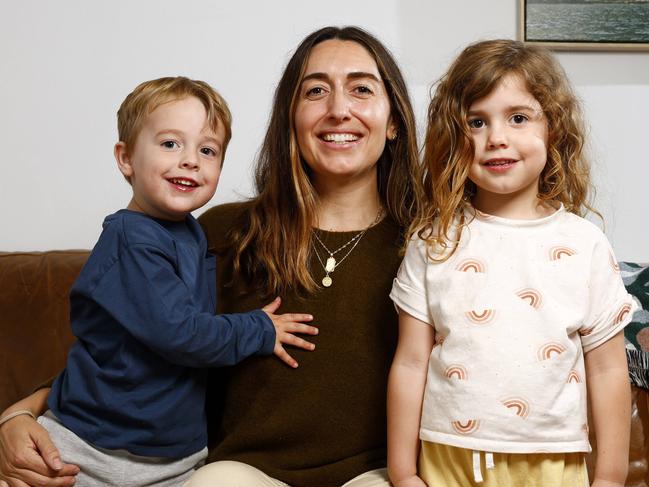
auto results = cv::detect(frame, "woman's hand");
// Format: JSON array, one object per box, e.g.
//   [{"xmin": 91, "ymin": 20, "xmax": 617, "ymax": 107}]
[
  {"xmin": 262, "ymin": 297, "xmax": 318, "ymax": 368},
  {"xmin": 0, "ymin": 389, "xmax": 79, "ymax": 486}
]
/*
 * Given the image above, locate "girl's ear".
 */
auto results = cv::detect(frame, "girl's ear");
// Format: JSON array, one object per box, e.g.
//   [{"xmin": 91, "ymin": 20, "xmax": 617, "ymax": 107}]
[{"xmin": 114, "ymin": 142, "xmax": 133, "ymax": 178}]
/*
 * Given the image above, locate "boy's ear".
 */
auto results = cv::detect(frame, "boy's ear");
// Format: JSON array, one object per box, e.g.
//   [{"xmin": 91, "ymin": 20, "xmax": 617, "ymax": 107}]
[{"xmin": 114, "ymin": 142, "xmax": 133, "ymax": 178}]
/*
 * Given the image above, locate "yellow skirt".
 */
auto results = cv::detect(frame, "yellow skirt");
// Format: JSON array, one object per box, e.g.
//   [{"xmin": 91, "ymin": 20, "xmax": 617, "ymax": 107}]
[{"xmin": 418, "ymin": 441, "xmax": 588, "ymax": 487}]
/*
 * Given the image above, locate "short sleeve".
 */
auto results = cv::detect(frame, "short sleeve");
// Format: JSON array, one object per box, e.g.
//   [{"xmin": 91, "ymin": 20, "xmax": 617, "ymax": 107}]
[
  {"xmin": 580, "ymin": 237, "xmax": 638, "ymax": 353},
  {"xmin": 389, "ymin": 236, "xmax": 433, "ymax": 324}
]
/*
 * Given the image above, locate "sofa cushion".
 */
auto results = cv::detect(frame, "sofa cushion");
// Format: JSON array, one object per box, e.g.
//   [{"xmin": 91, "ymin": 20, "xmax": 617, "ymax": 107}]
[{"xmin": 622, "ymin": 262, "xmax": 649, "ymax": 391}]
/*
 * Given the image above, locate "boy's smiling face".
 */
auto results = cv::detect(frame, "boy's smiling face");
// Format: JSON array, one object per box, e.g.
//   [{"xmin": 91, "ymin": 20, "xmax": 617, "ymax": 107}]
[{"xmin": 115, "ymin": 96, "xmax": 225, "ymax": 221}]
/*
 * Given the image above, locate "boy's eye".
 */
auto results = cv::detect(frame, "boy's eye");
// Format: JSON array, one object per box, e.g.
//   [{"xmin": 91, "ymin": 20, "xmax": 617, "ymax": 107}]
[
  {"xmin": 200, "ymin": 147, "xmax": 218, "ymax": 157},
  {"xmin": 161, "ymin": 140, "xmax": 179, "ymax": 149},
  {"xmin": 511, "ymin": 114, "xmax": 528, "ymax": 124},
  {"xmin": 468, "ymin": 118, "xmax": 484, "ymax": 129}
]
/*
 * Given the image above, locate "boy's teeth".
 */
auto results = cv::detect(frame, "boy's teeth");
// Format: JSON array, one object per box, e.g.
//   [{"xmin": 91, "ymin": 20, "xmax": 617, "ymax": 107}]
[
  {"xmin": 322, "ymin": 133, "xmax": 359, "ymax": 143},
  {"xmin": 171, "ymin": 178, "xmax": 196, "ymax": 186}
]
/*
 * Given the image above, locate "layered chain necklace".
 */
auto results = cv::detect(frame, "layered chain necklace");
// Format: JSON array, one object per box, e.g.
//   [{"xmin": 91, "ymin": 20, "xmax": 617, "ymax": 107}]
[{"xmin": 312, "ymin": 208, "xmax": 383, "ymax": 288}]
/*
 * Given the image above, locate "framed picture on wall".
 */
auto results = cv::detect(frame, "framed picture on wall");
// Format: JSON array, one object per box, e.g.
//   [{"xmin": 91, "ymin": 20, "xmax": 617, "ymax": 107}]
[{"xmin": 519, "ymin": 0, "xmax": 649, "ymax": 51}]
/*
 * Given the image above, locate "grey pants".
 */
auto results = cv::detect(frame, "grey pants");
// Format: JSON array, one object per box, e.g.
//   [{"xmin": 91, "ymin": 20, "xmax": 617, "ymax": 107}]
[{"xmin": 38, "ymin": 411, "xmax": 207, "ymax": 487}]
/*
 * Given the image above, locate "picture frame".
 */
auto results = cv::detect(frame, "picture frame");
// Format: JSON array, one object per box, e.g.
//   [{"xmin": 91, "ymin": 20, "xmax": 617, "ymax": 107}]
[{"xmin": 519, "ymin": 0, "xmax": 649, "ymax": 51}]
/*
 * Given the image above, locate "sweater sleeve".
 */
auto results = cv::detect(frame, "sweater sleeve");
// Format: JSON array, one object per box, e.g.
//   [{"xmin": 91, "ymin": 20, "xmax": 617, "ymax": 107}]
[{"xmin": 88, "ymin": 242, "xmax": 275, "ymax": 367}]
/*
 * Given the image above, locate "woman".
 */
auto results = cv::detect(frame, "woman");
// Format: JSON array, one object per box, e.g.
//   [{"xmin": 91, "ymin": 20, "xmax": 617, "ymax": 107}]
[{"xmin": 0, "ymin": 26, "xmax": 419, "ymax": 487}]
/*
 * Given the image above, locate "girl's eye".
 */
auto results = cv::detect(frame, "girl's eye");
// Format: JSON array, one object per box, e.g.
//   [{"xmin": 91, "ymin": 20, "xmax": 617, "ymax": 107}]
[
  {"xmin": 511, "ymin": 114, "xmax": 528, "ymax": 124},
  {"xmin": 161, "ymin": 140, "xmax": 179, "ymax": 149},
  {"xmin": 468, "ymin": 118, "xmax": 484, "ymax": 129}
]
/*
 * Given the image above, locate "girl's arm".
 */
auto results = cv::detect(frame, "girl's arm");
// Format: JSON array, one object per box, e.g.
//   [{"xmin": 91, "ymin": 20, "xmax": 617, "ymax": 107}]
[
  {"xmin": 585, "ymin": 331, "xmax": 630, "ymax": 487},
  {"xmin": 0, "ymin": 388, "xmax": 79, "ymax": 487},
  {"xmin": 387, "ymin": 309, "xmax": 435, "ymax": 487}
]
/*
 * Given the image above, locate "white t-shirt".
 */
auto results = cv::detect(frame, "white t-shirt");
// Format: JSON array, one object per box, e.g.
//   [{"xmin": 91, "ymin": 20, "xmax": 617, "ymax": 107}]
[{"xmin": 390, "ymin": 205, "xmax": 637, "ymax": 453}]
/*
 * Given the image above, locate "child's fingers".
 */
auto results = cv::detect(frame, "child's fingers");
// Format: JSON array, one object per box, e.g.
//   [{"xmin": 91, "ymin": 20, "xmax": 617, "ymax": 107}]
[
  {"xmin": 283, "ymin": 323, "xmax": 318, "ymax": 335},
  {"xmin": 278, "ymin": 313, "xmax": 313, "ymax": 323},
  {"xmin": 274, "ymin": 345, "xmax": 298, "ymax": 368},
  {"xmin": 279, "ymin": 332, "xmax": 316, "ymax": 351},
  {"xmin": 261, "ymin": 296, "xmax": 281, "ymax": 314}
]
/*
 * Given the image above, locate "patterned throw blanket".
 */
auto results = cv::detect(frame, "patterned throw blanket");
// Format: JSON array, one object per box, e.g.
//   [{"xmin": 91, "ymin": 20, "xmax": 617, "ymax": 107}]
[{"xmin": 622, "ymin": 262, "xmax": 649, "ymax": 391}]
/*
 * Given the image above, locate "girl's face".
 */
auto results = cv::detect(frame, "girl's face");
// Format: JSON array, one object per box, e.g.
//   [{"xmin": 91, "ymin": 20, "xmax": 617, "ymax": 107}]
[
  {"xmin": 467, "ymin": 74, "xmax": 549, "ymax": 217},
  {"xmin": 294, "ymin": 39, "xmax": 396, "ymax": 189}
]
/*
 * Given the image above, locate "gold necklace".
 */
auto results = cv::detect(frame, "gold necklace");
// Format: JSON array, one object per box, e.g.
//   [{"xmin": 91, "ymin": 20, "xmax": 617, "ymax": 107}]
[{"xmin": 312, "ymin": 209, "xmax": 383, "ymax": 287}]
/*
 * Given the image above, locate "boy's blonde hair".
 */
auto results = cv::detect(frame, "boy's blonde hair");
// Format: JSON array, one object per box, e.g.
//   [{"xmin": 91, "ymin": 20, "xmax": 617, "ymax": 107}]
[
  {"xmin": 117, "ymin": 76, "xmax": 232, "ymax": 159},
  {"xmin": 412, "ymin": 39, "xmax": 596, "ymax": 260}
]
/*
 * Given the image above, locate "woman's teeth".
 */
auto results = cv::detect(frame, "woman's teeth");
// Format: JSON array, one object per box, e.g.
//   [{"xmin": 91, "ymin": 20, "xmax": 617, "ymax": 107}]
[{"xmin": 322, "ymin": 133, "xmax": 359, "ymax": 143}]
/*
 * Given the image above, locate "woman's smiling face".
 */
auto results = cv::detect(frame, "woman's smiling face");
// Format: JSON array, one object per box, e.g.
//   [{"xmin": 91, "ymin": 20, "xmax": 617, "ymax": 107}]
[{"xmin": 293, "ymin": 39, "xmax": 395, "ymax": 186}]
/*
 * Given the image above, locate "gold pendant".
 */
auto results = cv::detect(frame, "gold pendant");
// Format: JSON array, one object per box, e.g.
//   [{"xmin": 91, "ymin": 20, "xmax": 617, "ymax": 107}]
[
  {"xmin": 322, "ymin": 275, "xmax": 332, "ymax": 287},
  {"xmin": 325, "ymin": 257, "xmax": 336, "ymax": 272}
]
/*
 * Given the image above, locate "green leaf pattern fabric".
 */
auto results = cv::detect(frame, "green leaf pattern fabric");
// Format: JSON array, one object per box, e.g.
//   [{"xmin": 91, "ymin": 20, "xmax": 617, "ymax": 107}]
[{"xmin": 621, "ymin": 261, "xmax": 649, "ymax": 390}]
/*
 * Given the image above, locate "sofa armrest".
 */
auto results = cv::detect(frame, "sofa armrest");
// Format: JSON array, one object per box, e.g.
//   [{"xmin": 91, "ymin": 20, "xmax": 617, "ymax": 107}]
[{"xmin": 0, "ymin": 250, "xmax": 89, "ymax": 411}]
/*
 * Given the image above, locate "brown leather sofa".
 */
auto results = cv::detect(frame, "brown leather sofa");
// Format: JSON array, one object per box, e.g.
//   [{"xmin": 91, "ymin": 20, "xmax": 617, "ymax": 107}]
[{"xmin": 1, "ymin": 250, "xmax": 648, "ymax": 485}]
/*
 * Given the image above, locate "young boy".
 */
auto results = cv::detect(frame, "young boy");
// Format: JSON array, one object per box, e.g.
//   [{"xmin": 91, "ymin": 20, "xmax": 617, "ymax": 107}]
[{"xmin": 34, "ymin": 77, "xmax": 318, "ymax": 486}]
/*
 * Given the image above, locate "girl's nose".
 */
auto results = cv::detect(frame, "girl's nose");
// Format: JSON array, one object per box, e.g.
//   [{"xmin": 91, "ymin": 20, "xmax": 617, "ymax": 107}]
[{"xmin": 487, "ymin": 125, "xmax": 508, "ymax": 148}]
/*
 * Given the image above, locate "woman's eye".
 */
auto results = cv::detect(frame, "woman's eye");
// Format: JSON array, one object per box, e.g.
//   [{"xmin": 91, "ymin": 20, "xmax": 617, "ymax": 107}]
[
  {"xmin": 305, "ymin": 86, "xmax": 325, "ymax": 97},
  {"xmin": 511, "ymin": 114, "xmax": 528, "ymax": 124},
  {"xmin": 161, "ymin": 140, "xmax": 178, "ymax": 149},
  {"xmin": 468, "ymin": 119, "xmax": 484, "ymax": 129},
  {"xmin": 354, "ymin": 85, "xmax": 373, "ymax": 95}
]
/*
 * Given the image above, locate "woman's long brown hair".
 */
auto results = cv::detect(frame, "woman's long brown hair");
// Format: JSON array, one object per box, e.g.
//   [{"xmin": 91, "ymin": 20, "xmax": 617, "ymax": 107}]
[{"xmin": 227, "ymin": 26, "xmax": 419, "ymax": 295}]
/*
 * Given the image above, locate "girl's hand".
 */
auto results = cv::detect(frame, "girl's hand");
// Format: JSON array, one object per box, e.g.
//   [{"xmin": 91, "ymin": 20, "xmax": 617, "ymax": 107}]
[
  {"xmin": 393, "ymin": 474, "xmax": 428, "ymax": 487},
  {"xmin": 591, "ymin": 480, "xmax": 625, "ymax": 487},
  {"xmin": 0, "ymin": 414, "xmax": 79, "ymax": 487},
  {"xmin": 262, "ymin": 297, "xmax": 318, "ymax": 368}
]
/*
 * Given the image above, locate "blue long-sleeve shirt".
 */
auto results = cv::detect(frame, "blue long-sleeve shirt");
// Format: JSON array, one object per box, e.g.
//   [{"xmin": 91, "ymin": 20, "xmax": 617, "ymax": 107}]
[{"xmin": 48, "ymin": 209, "xmax": 275, "ymax": 458}]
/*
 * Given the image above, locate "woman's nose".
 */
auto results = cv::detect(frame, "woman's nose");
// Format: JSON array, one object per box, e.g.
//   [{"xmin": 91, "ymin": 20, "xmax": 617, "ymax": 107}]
[{"xmin": 327, "ymin": 90, "xmax": 351, "ymax": 121}]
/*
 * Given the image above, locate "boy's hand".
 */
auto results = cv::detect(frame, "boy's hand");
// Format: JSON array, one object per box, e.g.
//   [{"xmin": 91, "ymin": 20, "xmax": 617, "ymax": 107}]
[{"xmin": 262, "ymin": 297, "xmax": 318, "ymax": 368}]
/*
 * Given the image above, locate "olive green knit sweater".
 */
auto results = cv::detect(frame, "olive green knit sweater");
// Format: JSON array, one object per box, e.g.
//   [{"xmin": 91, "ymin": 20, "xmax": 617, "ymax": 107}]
[{"xmin": 199, "ymin": 202, "xmax": 403, "ymax": 487}]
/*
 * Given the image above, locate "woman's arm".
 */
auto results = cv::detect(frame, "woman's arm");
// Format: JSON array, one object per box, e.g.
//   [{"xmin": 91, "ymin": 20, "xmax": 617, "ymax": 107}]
[
  {"xmin": 585, "ymin": 331, "xmax": 631, "ymax": 487},
  {"xmin": 0, "ymin": 388, "xmax": 79, "ymax": 487},
  {"xmin": 387, "ymin": 310, "xmax": 434, "ymax": 487}
]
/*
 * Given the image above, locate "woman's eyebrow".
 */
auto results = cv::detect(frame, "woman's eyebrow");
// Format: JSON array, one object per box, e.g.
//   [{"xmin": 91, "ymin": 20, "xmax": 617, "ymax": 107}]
[{"xmin": 301, "ymin": 71, "xmax": 381, "ymax": 83}]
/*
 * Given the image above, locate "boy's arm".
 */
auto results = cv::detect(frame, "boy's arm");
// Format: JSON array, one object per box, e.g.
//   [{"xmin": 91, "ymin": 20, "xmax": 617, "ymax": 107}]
[
  {"xmin": 0, "ymin": 389, "xmax": 79, "ymax": 487},
  {"xmin": 387, "ymin": 309, "xmax": 434, "ymax": 487},
  {"xmin": 585, "ymin": 331, "xmax": 630, "ymax": 487},
  {"xmin": 91, "ymin": 243, "xmax": 282, "ymax": 367}
]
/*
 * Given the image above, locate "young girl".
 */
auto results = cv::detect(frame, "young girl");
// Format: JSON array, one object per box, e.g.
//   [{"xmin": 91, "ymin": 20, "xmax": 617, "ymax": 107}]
[{"xmin": 387, "ymin": 39, "xmax": 637, "ymax": 487}]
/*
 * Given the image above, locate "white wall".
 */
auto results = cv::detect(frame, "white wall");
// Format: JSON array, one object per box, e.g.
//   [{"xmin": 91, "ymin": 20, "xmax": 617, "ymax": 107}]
[{"xmin": 2, "ymin": 0, "xmax": 647, "ymax": 261}]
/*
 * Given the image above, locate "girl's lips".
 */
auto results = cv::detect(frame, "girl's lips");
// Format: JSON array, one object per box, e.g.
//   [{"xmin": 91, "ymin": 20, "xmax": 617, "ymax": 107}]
[{"xmin": 482, "ymin": 159, "xmax": 517, "ymax": 172}]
